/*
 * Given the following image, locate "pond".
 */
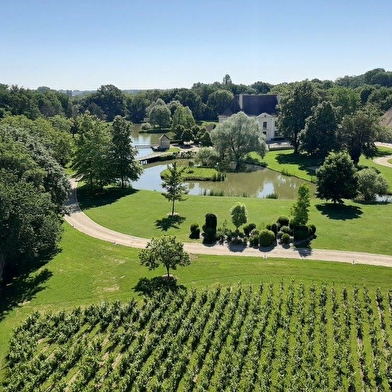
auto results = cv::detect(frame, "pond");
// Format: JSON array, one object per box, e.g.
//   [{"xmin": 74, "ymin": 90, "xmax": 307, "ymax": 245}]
[
  {"xmin": 131, "ymin": 125, "xmax": 174, "ymax": 158},
  {"xmin": 132, "ymin": 160, "xmax": 315, "ymax": 199}
]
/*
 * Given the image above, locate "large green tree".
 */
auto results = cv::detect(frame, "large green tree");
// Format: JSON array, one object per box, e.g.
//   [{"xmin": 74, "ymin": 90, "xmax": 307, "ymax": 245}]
[
  {"xmin": 207, "ymin": 89, "xmax": 233, "ymax": 118},
  {"xmin": 339, "ymin": 108, "xmax": 390, "ymax": 165},
  {"xmin": 171, "ymin": 105, "xmax": 196, "ymax": 138},
  {"xmin": 96, "ymin": 84, "xmax": 126, "ymax": 121},
  {"xmin": 316, "ymin": 152, "xmax": 358, "ymax": 204},
  {"xmin": 125, "ymin": 93, "xmax": 151, "ymax": 123},
  {"xmin": 0, "ymin": 132, "xmax": 65, "ymax": 279},
  {"xmin": 147, "ymin": 99, "xmax": 171, "ymax": 128},
  {"xmin": 109, "ymin": 116, "xmax": 143, "ymax": 188},
  {"xmin": 356, "ymin": 168, "xmax": 389, "ymax": 201},
  {"xmin": 161, "ymin": 162, "xmax": 188, "ymax": 216},
  {"xmin": 139, "ymin": 236, "xmax": 190, "ymax": 278},
  {"xmin": 211, "ymin": 111, "xmax": 267, "ymax": 171},
  {"xmin": 299, "ymin": 101, "xmax": 338, "ymax": 158},
  {"xmin": 73, "ymin": 112, "xmax": 112, "ymax": 189},
  {"xmin": 277, "ymin": 81, "xmax": 320, "ymax": 153}
]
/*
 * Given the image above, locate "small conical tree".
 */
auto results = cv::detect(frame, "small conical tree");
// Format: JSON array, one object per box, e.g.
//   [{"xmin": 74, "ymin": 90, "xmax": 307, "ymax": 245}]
[{"xmin": 161, "ymin": 162, "xmax": 188, "ymax": 216}]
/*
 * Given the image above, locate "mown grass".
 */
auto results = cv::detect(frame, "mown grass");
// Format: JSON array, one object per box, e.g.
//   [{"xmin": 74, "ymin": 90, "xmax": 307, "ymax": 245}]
[
  {"xmin": 2, "ymin": 223, "xmax": 392, "ymax": 381},
  {"xmin": 80, "ymin": 185, "xmax": 392, "ymax": 255},
  {"xmin": 248, "ymin": 150, "xmax": 321, "ymax": 181}
]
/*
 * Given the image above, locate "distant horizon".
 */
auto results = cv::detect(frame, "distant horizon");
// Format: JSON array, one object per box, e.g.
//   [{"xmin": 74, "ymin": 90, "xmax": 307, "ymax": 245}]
[
  {"xmin": 6, "ymin": 67, "xmax": 391, "ymax": 93},
  {"xmin": 1, "ymin": 0, "xmax": 391, "ymax": 91}
]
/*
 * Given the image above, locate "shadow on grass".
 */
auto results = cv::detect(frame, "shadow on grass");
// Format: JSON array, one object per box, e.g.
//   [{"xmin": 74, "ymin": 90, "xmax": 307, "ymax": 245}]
[
  {"xmin": 0, "ymin": 268, "xmax": 53, "ymax": 323},
  {"xmin": 155, "ymin": 215, "xmax": 186, "ymax": 231},
  {"xmin": 78, "ymin": 185, "xmax": 138, "ymax": 210},
  {"xmin": 275, "ymin": 152, "xmax": 322, "ymax": 176},
  {"xmin": 315, "ymin": 203, "xmax": 363, "ymax": 220},
  {"xmin": 133, "ymin": 276, "xmax": 186, "ymax": 297}
]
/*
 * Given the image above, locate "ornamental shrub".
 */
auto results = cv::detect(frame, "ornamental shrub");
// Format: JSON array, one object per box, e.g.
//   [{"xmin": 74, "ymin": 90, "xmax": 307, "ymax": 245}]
[
  {"xmin": 277, "ymin": 216, "xmax": 290, "ymax": 227},
  {"xmin": 249, "ymin": 234, "xmax": 259, "ymax": 247},
  {"xmin": 308, "ymin": 224, "xmax": 316, "ymax": 235},
  {"xmin": 259, "ymin": 229, "xmax": 275, "ymax": 247},
  {"xmin": 280, "ymin": 225, "xmax": 292, "ymax": 235},
  {"xmin": 203, "ymin": 228, "xmax": 216, "ymax": 244},
  {"xmin": 141, "ymin": 122, "xmax": 152, "ymax": 131},
  {"xmin": 281, "ymin": 233, "xmax": 291, "ymax": 244},
  {"xmin": 293, "ymin": 225, "xmax": 312, "ymax": 241},
  {"xmin": 203, "ymin": 213, "xmax": 217, "ymax": 243},
  {"xmin": 243, "ymin": 223, "xmax": 256, "ymax": 237},
  {"xmin": 189, "ymin": 223, "xmax": 200, "ymax": 239}
]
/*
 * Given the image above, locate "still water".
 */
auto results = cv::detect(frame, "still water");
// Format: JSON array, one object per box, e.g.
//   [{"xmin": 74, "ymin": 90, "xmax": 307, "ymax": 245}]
[
  {"xmin": 130, "ymin": 126, "xmax": 315, "ymax": 199},
  {"xmin": 132, "ymin": 160, "xmax": 315, "ymax": 199}
]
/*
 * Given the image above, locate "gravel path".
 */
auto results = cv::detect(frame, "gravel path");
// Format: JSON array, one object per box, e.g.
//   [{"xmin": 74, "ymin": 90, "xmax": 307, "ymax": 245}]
[{"xmin": 64, "ymin": 147, "xmax": 392, "ymax": 268}]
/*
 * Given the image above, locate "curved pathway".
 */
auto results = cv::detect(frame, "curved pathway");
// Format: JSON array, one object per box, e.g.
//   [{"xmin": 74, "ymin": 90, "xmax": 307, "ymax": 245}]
[
  {"xmin": 65, "ymin": 148, "xmax": 392, "ymax": 268},
  {"xmin": 374, "ymin": 142, "xmax": 392, "ymax": 167}
]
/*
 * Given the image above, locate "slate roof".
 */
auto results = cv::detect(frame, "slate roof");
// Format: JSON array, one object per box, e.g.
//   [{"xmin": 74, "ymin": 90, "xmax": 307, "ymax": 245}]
[{"xmin": 221, "ymin": 94, "xmax": 278, "ymax": 117}]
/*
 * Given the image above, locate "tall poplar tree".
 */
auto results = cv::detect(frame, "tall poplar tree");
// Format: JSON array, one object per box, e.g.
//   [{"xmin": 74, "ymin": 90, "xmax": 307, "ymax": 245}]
[{"xmin": 110, "ymin": 116, "xmax": 142, "ymax": 188}]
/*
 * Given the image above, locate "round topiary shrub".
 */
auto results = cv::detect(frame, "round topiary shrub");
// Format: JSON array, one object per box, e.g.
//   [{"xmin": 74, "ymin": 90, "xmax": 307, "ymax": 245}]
[
  {"xmin": 277, "ymin": 216, "xmax": 290, "ymax": 227},
  {"xmin": 189, "ymin": 223, "xmax": 200, "ymax": 239},
  {"xmin": 293, "ymin": 225, "xmax": 312, "ymax": 241},
  {"xmin": 259, "ymin": 229, "xmax": 275, "ymax": 247},
  {"xmin": 280, "ymin": 225, "xmax": 292, "ymax": 235},
  {"xmin": 249, "ymin": 234, "xmax": 259, "ymax": 247},
  {"xmin": 243, "ymin": 223, "xmax": 256, "ymax": 237},
  {"xmin": 281, "ymin": 233, "xmax": 291, "ymax": 245}
]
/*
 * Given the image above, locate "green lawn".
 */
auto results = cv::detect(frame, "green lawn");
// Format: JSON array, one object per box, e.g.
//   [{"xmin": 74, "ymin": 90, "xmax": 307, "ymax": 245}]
[
  {"xmin": 80, "ymin": 185, "xmax": 392, "ymax": 255},
  {"xmin": 2, "ymin": 223, "xmax": 392, "ymax": 381},
  {"xmin": 161, "ymin": 165, "xmax": 222, "ymax": 181}
]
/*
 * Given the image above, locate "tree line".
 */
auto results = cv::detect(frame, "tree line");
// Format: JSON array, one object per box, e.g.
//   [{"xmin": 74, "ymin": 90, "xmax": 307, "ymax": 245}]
[{"xmin": 1, "ymin": 68, "xmax": 392, "ymax": 124}]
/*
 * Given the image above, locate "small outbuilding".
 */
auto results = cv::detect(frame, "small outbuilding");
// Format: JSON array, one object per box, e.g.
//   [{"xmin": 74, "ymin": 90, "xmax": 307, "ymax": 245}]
[{"xmin": 158, "ymin": 134, "xmax": 170, "ymax": 150}]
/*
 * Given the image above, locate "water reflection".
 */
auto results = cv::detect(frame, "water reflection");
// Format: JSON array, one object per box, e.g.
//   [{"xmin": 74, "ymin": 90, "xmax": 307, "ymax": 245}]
[{"xmin": 132, "ymin": 160, "xmax": 315, "ymax": 199}]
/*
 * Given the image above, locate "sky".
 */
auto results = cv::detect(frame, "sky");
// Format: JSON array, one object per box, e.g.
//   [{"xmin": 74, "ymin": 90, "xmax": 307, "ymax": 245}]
[{"xmin": 1, "ymin": 0, "xmax": 392, "ymax": 90}]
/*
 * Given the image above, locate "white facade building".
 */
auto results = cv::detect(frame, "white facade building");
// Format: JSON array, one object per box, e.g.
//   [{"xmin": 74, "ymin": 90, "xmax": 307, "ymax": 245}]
[{"xmin": 218, "ymin": 94, "xmax": 280, "ymax": 141}]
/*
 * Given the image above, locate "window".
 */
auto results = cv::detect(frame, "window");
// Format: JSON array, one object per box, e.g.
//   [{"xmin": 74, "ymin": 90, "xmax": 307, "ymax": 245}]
[{"xmin": 263, "ymin": 121, "xmax": 267, "ymax": 129}]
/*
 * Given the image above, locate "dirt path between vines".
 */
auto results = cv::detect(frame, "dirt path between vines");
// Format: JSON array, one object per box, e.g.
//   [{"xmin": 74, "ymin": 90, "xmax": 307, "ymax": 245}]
[{"xmin": 65, "ymin": 148, "xmax": 392, "ymax": 268}]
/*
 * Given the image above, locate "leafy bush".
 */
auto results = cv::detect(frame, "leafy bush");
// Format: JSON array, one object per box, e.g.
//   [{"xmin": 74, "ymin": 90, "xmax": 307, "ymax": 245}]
[
  {"xmin": 293, "ymin": 225, "xmax": 312, "ymax": 241},
  {"xmin": 266, "ymin": 223, "xmax": 278, "ymax": 235},
  {"xmin": 259, "ymin": 229, "xmax": 275, "ymax": 247},
  {"xmin": 140, "ymin": 122, "xmax": 152, "ymax": 131},
  {"xmin": 308, "ymin": 224, "xmax": 317, "ymax": 235},
  {"xmin": 280, "ymin": 225, "xmax": 292, "ymax": 235},
  {"xmin": 243, "ymin": 223, "xmax": 256, "ymax": 237},
  {"xmin": 189, "ymin": 223, "xmax": 200, "ymax": 239},
  {"xmin": 277, "ymin": 216, "xmax": 290, "ymax": 227},
  {"xmin": 281, "ymin": 233, "xmax": 291, "ymax": 244},
  {"xmin": 249, "ymin": 234, "xmax": 259, "ymax": 247},
  {"xmin": 216, "ymin": 220, "xmax": 230, "ymax": 244}
]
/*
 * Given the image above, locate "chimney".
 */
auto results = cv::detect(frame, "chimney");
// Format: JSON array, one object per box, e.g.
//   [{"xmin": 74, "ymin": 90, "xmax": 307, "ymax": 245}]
[{"xmin": 239, "ymin": 94, "xmax": 243, "ymax": 110}]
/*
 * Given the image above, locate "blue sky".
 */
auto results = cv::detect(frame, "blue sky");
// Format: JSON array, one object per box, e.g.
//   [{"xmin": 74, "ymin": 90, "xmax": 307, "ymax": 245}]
[{"xmin": 1, "ymin": 0, "xmax": 391, "ymax": 90}]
